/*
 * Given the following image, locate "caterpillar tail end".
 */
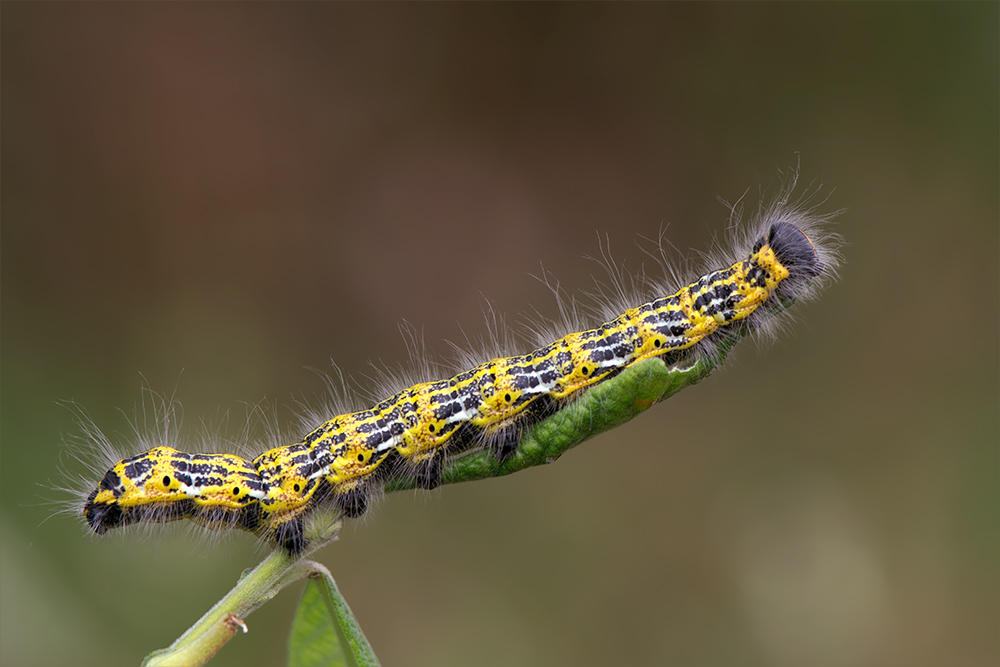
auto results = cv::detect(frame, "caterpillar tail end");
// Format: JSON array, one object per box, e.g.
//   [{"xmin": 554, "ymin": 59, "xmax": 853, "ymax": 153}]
[{"xmin": 767, "ymin": 221, "xmax": 823, "ymax": 280}]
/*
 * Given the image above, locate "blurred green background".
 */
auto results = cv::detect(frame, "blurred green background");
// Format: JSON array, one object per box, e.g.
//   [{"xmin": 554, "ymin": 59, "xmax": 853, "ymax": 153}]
[{"xmin": 2, "ymin": 4, "xmax": 997, "ymax": 667}]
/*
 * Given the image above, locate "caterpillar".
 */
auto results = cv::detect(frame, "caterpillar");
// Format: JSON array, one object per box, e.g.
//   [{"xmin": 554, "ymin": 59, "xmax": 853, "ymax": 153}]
[{"xmin": 75, "ymin": 182, "xmax": 840, "ymax": 554}]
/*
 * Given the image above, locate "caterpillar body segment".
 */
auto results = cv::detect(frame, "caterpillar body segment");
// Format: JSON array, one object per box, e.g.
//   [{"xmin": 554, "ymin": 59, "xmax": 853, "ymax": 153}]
[
  {"xmin": 83, "ymin": 447, "xmax": 266, "ymax": 535},
  {"xmin": 78, "ymin": 214, "xmax": 836, "ymax": 553}
]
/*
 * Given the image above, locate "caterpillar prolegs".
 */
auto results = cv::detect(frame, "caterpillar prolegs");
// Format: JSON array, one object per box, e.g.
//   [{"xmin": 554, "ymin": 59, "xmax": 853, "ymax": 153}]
[{"xmin": 79, "ymin": 193, "xmax": 839, "ymax": 554}]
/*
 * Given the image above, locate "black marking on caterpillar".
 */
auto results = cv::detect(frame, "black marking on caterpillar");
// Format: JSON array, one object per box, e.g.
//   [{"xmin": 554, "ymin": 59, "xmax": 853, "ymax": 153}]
[{"xmin": 62, "ymin": 174, "xmax": 841, "ymax": 554}]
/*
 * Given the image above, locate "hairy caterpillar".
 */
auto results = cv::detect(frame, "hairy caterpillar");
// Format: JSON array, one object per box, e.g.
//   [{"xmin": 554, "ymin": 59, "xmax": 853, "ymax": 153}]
[{"xmin": 75, "ymin": 183, "xmax": 840, "ymax": 554}]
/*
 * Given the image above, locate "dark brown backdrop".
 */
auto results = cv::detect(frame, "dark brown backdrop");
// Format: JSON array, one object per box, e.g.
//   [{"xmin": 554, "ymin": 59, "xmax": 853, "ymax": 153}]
[{"xmin": 3, "ymin": 4, "xmax": 997, "ymax": 666}]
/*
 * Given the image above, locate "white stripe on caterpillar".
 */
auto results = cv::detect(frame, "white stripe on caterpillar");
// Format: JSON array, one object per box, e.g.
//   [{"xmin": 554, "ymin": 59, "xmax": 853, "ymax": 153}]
[{"xmin": 65, "ymin": 173, "xmax": 841, "ymax": 553}]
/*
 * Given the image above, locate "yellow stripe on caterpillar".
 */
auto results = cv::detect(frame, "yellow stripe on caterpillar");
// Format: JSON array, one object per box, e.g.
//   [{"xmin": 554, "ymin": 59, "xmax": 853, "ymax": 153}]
[
  {"xmin": 84, "ymin": 446, "xmax": 265, "ymax": 535},
  {"xmin": 78, "ymin": 211, "xmax": 837, "ymax": 553}
]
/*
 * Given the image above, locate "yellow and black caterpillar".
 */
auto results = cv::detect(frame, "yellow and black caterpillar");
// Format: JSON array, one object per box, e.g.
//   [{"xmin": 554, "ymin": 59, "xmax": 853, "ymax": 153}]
[{"xmin": 81, "ymin": 204, "xmax": 838, "ymax": 554}]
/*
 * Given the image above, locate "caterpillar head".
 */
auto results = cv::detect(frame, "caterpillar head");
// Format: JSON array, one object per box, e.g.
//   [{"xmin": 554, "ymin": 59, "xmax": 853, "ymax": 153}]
[
  {"xmin": 83, "ymin": 469, "xmax": 127, "ymax": 534},
  {"xmin": 82, "ymin": 447, "xmax": 190, "ymax": 534}
]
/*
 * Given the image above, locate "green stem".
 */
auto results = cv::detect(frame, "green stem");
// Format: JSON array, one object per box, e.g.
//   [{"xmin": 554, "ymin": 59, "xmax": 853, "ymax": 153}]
[
  {"xmin": 145, "ymin": 329, "xmax": 743, "ymax": 666},
  {"xmin": 142, "ymin": 521, "xmax": 342, "ymax": 667}
]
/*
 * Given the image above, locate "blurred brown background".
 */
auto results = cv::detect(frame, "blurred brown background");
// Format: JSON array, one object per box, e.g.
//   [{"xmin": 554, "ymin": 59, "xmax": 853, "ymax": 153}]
[{"xmin": 2, "ymin": 4, "xmax": 997, "ymax": 667}]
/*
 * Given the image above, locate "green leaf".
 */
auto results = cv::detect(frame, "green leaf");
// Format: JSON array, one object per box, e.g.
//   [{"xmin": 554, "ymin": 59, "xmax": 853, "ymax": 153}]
[
  {"xmin": 288, "ymin": 580, "xmax": 346, "ymax": 667},
  {"xmin": 150, "ymin": 320, "xmax": 759, "ymax": 666},
  {"xmin": 288, "ymin": 574, "xmax": 380, "ymax": 667},
  {"xmin": 385, "ymin": 338, "xmax": 738, "ymax": 492}
]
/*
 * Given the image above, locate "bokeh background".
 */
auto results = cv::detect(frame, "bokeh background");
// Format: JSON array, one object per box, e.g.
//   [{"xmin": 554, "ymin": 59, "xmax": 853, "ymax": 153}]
[{"xmin": 2, "ymin": 4, "xmax": 996, "ymax": 667}]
